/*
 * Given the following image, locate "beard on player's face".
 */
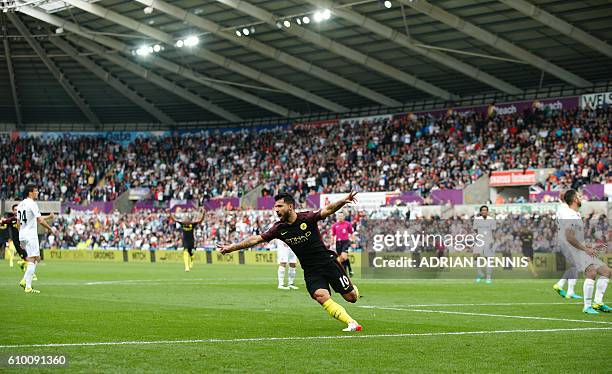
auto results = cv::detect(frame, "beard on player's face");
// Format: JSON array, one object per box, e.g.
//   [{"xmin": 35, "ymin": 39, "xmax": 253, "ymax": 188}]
[
  {"xmin": 276, "ymin": 206, "xmax": 292, "ymax": 222},
  {"xmin": 570, "ymin": 194, "xmax": 582, "ymax": 208}
]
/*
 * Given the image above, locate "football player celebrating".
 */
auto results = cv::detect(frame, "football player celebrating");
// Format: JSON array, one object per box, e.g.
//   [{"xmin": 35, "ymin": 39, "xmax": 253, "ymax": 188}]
[{"xmin": 218, "ymin": 192, "xmax": 362, "ymax": 332}]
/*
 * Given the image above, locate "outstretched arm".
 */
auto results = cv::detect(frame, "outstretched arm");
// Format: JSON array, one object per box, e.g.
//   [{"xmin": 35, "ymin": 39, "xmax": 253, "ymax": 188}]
[
  {"xmin": 217, "ymin": 235, "xmax": 265, "ymax": 254},
  {"xmin": 320, "ymin": 191, "xmax": 358, "ymax": 220},
  {"xmin": 170, "ymin": 213, "xmax": 183, "ymax": 225},
  {"xmin": 565, "ymin": 228, "xmax": 596, "ymax": 256},
  {"xmin": 195, "ymin": 210, "xmax": 205, "ymax": 225},
  {"xmin": 37, "ymin": 216, "xmax": 53, "ymax": 233}
]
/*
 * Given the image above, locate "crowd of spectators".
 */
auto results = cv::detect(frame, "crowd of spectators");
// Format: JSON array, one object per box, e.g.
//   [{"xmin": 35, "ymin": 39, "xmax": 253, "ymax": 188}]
[
  {"xmin": 1, "ymin": 106, "xmax": 609, "ymax": 204},
  {"xmin": 40, "ymin": 207, "xmax": 607, "ymax": 258},
  {"xmin": 45, "ymin": 209, "xmax": 277, "ymax": 251},
  {"xmin": 0, "ymin": 136, "xmax": 118, "ymax": 202}
]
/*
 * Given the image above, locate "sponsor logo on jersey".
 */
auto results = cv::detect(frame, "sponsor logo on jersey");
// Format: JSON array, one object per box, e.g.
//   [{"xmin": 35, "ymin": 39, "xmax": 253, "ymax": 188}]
[{"xmin": 285, "ymin": 231, "xmax": 312, "ymax": 245}]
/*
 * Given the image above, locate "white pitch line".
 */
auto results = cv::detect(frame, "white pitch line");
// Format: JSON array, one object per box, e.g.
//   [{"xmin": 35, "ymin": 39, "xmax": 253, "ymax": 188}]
[
  {"xmin": 0, "ymin": 278, "xmax": 278, "ymax": 286},
  {"xmin": 0, "ymin": 327, "xmax": 610, "ymax": 349},
  {"xmin": 84, "ymin": 279, "xmax": 210, "ymax": 285},
  {"xmin": 370, "ymin": 302, "xmax": 578, "ymax": 307},
  {"xmin": 360, "ymin": 306, "xmax": 612, "ymax": 325}
]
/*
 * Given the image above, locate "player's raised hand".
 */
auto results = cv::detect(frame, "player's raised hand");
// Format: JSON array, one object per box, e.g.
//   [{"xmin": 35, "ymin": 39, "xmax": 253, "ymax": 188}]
[
  {"xmin": 594, "ymin": 242, "xmax": 608, "ymax": 254},
  {"xmin": 216, "ymin": 243, "xmax": 233, "ymax": 254},
  {"xmin": 345, "ymin": 191, "xmax": 358, "ymax": 204},
  {"xmin": 585, "ymin": 245, "xmax": 598, "ymax": 257}
]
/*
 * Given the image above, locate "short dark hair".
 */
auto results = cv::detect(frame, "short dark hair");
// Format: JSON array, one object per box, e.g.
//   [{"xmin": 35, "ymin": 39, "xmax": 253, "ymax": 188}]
[
  {"xmin": 479, "ymin": 205, "xmax": 489, "ymax": 212},
  {"xmin": 274, "ymin": 193, "xmax": 295, "ymax": 206},
  {"xmin": 24, "ymin": 184, "xmax": 37, "ymax": 197},
  {"xmin": 11, "ymin": 204, "xmax": 17, "ymax": 210},
  {"xmin": 564, "ymin": 189, "xmax": 577, "ymax": 205}
]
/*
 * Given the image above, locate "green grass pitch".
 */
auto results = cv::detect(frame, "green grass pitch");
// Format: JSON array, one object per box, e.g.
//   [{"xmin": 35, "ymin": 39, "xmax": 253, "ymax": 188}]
[{"xmin": 1, "ymin": 260, "xmax": 610, "ymax": 373}]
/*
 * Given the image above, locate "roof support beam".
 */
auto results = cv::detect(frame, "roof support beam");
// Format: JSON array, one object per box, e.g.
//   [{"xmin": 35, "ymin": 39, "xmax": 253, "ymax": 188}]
[
  {"xmin": 18, "ymin": 5, "xmax": 296, "ymax": 117},
  {"xmin": 2, "ymin": 26, "xmax": 22, "ymax": 126},
  {"xmin": 62, "ymin": 0, "xmax": 348, "ymax": 113},
  {"xmin": 215, "ymin": 0, "xmax": 457, "ymax": 101},
  {"xmin": 48, "ymin": 35, "xmax": 176, "ymax": 126},
  {"xmin": 7, "ymin": 13, "xmax": 101, "ymax": 126},
  {"xmin": 305, "ymin": 0, "xmax": 522, "ymax": 95},
  {"xmin": 68, "ymin": 35, "xmax": 242, "ymax": 122},
  {"xmin": 135, "ymin": 0, "xmax": 400, "ymax": 107},
  {"xmin": 499, "ymin": 0, "xmax": 612, "ymax": 59},
  {"xmin": 397, "ymin": 0, "xmax": 592, "ymax": 88}
]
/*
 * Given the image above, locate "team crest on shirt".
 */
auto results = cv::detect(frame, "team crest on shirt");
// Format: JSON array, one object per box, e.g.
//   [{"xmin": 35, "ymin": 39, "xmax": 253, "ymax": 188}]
[{"xmin": 300, "ymin": 223, "xmax": 307, "ymax": 230}]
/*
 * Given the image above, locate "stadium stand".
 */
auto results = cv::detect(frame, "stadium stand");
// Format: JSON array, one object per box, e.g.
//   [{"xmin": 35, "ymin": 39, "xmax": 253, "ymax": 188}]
[{"xmin": 2, "ymin": 106, "xmax": 609, "ymax": 204}]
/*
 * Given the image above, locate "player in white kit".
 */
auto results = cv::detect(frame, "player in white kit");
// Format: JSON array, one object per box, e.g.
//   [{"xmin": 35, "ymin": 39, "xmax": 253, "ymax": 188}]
[
  {"xmin": 473, "ymin": 205, "xmax": 496, "ymax": 284},
  {"xmin": 552, "ymin": 190, "xmax": 581, "ymax": 299},
  {"xmin": 557, "ymin": 190, "xmax": 610, "ymax": 314},
  {"xmin": 16, "ymin": 185, "xmax": 54, "ymax": 294},
  {"xmin": 271, "ymin": 239, "xmax": 299, "ymax": 290}
]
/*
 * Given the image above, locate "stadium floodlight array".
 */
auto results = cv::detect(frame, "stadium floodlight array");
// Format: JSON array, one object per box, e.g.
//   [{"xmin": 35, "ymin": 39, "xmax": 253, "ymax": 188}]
[
  {"xmin": 175, "ymin": 35, "xmax": 200, "ymax": 48},
  {"xmin": 313, "ymin": 9, "xmax": 331, "ymax": 22},
  {"xmin": 235, "ymin": 27, "xmax": 255, "ymax": 37},
  {"xmin": 132, "ymin": 44, "xmax": 164, "ymax": 56},
  {"xmin": 271, "ymin": 9, "xmax": 324, "ymax": 30}
]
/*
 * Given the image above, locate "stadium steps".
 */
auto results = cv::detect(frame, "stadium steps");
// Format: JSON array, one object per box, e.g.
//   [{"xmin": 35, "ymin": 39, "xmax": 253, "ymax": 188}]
[
  {"xmin": 240, "ymin": 184, "xmax": 264, "ymax": 209},
  {"xmin": 463, "ymin": 175, "xmax": 489, "ymax": 204}
]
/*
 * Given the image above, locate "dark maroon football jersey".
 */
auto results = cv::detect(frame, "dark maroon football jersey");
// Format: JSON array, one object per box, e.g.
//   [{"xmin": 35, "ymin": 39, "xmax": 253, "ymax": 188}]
[{"xmin": 261, "ymin": 210, "xmax": 336, "ymax": 271}]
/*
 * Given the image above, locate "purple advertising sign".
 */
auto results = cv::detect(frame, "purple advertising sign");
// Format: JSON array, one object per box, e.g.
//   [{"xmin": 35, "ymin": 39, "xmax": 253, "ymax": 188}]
[
  {"xmin": 388, "ymin": 192, "xmax": 424, "ymax": 205},
  {"xmin": 131, "ymin": 200, "xmax": 199, "ymax": 212},
  {"xmin": 430, "ymin": 189, "xmax": 463, "ymax": 205},
  {"xmin": 257, "ymin": 196, "xmax": 275, "ymax": 210},
  {"xmin": 582, "ymin": 184, "xmax": 605, "ymax": 200},
  {"xmin": 530, "ymin": 191, "xmax": 560, "ymax": 203},
  {"xmin": 62, "ymin": 201, "xmax": 114, "ymax": 214},
  {"xmin": 203, "ymin": 198, "xmax": 240, "ymax": 211},
  {"xmin": 306, "ymin": 194, "xmax": 321, "ymax": 209},
  {"xmin": 134, "ymin": 200, "xmax": 157, "ymax": 211},
  {"xmin": 528, "ymin": 185, "xmax": 605, "ymax": 202},
  {"xmin": 394, "ymin": 96, "xmax": 579, "ymax": 120}
]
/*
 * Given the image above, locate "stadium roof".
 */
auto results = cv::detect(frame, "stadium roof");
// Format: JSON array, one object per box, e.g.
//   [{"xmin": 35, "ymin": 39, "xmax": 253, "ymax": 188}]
[{"xmin": 0, "ymin": 0, "xmax": 611, "ymax": 129}]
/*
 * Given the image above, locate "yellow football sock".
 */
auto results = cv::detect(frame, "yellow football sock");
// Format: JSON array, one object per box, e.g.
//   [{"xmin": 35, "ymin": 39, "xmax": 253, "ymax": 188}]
[
  {"xmin": 183, "ymin": 250, "xmax": 190, "ymax": 271},
  {"xmin": 6, "ymin": 247, "xmax": 13, "ymax": 267},
  {"xmin": 322, "ymin": 299, "xmax": 353, "ymax": 324},
  {"xmin": 190, "ymin": 255, "xmax": 194, "ymax": 268}
]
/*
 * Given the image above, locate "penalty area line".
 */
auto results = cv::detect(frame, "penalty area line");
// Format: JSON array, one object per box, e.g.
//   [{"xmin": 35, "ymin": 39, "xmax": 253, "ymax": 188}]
[{"xmin": 0, "ymin": 327, "xmax": 610, "ymax": 349}]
